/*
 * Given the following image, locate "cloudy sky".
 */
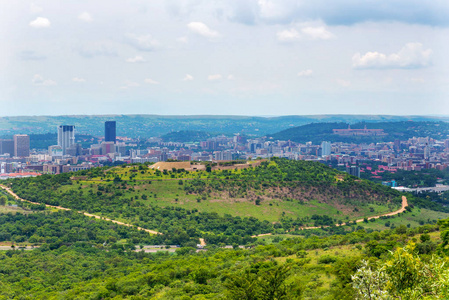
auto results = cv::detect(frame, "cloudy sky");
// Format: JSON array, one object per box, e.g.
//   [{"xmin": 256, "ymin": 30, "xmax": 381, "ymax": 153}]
[{"xmin": 1, "ymin": 0, "xmax": 448, "ymax": 116}]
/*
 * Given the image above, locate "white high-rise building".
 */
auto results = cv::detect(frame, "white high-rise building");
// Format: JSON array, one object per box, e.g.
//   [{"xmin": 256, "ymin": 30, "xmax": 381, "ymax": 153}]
[
  {"xmin": 321, "ymin": 141, "xmax": 331, "ymax": 157},
  {"xmin": 57, "ymin": 125, "xmax": 75, "ymax": 155}
]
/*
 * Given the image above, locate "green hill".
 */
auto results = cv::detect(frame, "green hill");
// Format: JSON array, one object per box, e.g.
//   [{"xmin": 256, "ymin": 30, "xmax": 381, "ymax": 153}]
[
  {"xmin": 1, "ymin": 114, "xmax": 447, "ymax": 138},
  {"xmin": 160, "ymin": 130, "xmax": 213, "ymax": 143},
  {"xmin": 268, "ymin": 121, "xmax": 449, "ymax": 143},
  {"xmin": 8, "ymin": 158, "xmax": 404, "ymax": 245}
]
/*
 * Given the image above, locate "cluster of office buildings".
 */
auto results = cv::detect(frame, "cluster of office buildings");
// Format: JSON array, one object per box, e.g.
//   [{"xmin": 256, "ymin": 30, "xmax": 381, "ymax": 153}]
[
  {"xmin": 1, "ymin": 121, "xmax": 449, "ymax": 179},
  {"xmin": 0, "ymin": 121, "xmax": 119, "ymax": 176}
]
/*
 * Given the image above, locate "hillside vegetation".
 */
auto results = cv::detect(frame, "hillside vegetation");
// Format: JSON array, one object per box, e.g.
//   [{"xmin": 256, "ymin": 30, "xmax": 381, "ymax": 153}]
[
  {"xmin": 269, "ymin": 121, "xmax": 449, "ymax": 143},
  {"xmin": 0, "ymin": 209, "xmax": 447, "ymax": 299},
  {"xmin": 2, "ymin": 158, "xmax": 449, "ymax": 298},
  {"xmin": 160, "ymin": 130, "xmax": 213, "ymax": 142},
  {"xmin": 7, "ymin": 159, "xmax": 405, "ymax": 246},
  {"xmin": 1, "ymin": 114, "xmax": 447, "ymax": 137}
]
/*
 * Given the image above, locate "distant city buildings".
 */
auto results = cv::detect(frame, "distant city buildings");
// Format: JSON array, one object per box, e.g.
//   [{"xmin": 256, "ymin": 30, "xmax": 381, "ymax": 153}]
[
  {"xmin": 57, "ymin": 125, "xmax": 75, "ymax": 155},
  {"xmin": 321, "ymin": 141, "xmax": 331, "ymax": 157},
  {"xmin": 0, "ymin": 139, "xmax": 14, "ymax": 157},
  {"xmin": 1, "ymin": 120, "xmax": 449, "ymax": 180},
  {"xmin": 346, "ymin": 165, "xmax": 361, "ymax": 178},
  {"xmin": 105, "ymin": 121, "xmax": 116, "ymax": 143},
  {"xmin": 13, "ymin": 134, "xmax": 30, "ymax": 157},
  {"xmin": 333, "ymin": 125, "xmax": 386, "ymax": 136}
]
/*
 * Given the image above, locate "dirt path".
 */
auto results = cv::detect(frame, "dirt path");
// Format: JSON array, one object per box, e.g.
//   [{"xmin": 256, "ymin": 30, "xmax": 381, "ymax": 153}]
[
  {"xmin": 0, "ymin": 184, "xmax": 162, "ymax": 235},
  {"xmin": 252, "ymin": 196, "xmax": 408, "ymax": 237}
]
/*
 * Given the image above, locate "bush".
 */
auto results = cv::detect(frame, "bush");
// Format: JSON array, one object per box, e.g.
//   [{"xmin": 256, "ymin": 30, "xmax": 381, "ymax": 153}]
[{"xmin": 318, "ymin": 255, "xmax": 338, "ymax": 264}]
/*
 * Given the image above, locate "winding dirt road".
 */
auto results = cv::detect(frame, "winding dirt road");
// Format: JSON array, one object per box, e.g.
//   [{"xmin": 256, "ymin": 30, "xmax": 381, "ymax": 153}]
[
  {"xmin": 252, "ymin": 196, "xmax": 408, "ymax": 237},
  {"xmin": 0, "ymin": 184, "xmax": 162, "ymax": 235}
]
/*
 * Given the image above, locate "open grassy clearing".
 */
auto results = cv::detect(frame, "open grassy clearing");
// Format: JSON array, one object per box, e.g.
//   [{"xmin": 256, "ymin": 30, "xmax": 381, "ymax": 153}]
[{"xmin": 0, "ymin": 205, "xmax": 28, "ymax": 214}]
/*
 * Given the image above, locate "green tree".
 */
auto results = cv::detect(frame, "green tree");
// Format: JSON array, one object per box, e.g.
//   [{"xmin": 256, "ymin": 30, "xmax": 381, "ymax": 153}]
[{"xmin": 0, "ymin": 195, "xmax": 6, "ymax": 206}]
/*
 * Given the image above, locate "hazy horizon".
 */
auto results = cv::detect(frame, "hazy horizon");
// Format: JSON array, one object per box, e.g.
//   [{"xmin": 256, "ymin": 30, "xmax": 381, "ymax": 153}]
[{"xmin": 1, "ymin": 113, "xmax": 449, "ymax": 119}]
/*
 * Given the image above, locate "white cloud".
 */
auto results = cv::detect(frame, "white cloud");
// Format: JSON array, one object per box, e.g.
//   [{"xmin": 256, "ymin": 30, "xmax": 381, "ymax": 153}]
[
  {"xmin": 32, "ymin": 74, "xmax": 56, "ymax": 86},
  {"xmin": 120, "ymin": 80, "xmax": 140, "ymax": 89},
  {"xmin": 277, "ymin": 25, "xmax": 334, "ymax": 42},
  {"xmin": 301, "ymin": 26, "xmax": 335, "ymax": 40},
  {"xmin": 30, "ymin": 3, "xmax": 43, "ymax": 14},
  {"xmin": 144, "ymin": 78, "xmax": 160, "ymax": 85},
  {"xmin": 126, "ymin": 55, "xmax": 146, "ymax": 63},
  {"xmin": 227, "ymin": 75, "xmax": 235, "ymax": 80},
  {"xmin": 277, "ymin": 29, "xmax": 301, "ymax": 42},
  {"xmin": 187, "ymin": 22, "xmax": 219, "ymax": 39},
  {"xmin": 183, "ymin": 74, "xmax": 194, "ymax": 81},
  {"xmin": 258, "ymin": 0, "xmax": 296, "ymax": 22},
  {"xmin": 352, "ymin": 43, "xmax": 432, "ymax": 69},
  {"xmin": 336, "ymin": 79, "xmax": 351, "ymax": 87},
  {"xmin": 29, "ymin": 17, "xmax": 51, "ymax": 28},
  {"xmin": 208, "ymin": 74, "xmax": 222, "ymax": 81},
  {"xmin": 297, "ymin": 69, "xmax": 313, "ymax": 77},
  {"xmin": 78, "ymin": 12, "xmax": 93, "ymax": 23},
  {"xmin": 72, "ymin": 77, "xmax": 86, "ymax": 83},
  {"xmin": 127, "ymin": 34, "xmax": 160, "ymax": 51},
  {"xmin": 228, "ymin": 1, "xmax": 449, "ymax": 27}
]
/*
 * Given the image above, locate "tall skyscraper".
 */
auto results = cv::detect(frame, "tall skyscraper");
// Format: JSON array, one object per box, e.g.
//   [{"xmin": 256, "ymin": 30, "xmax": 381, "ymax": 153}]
[
  {"xmin": 321, "ymin": 141, "xmax": 331, "ymax": 157},
  {"xmin": 0, "ymin": 139, "xmax": 14, "ymax": 156},
  {"xmin": 57, "ymin": 125, "xmax": 75, "ymax": 155},
  {"xmin": 13, "ymin": 134, "xmax": 30, "ymax": 157},
  {"xmin": 105, "ymin": 121, "xmax": 116, "ymax": 143}
]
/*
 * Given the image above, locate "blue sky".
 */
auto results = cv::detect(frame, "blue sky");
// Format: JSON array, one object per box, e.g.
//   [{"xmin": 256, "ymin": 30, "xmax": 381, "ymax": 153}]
[{"xmin": 1, "ymin": 0, "xmax": 448, "ymax": 116}]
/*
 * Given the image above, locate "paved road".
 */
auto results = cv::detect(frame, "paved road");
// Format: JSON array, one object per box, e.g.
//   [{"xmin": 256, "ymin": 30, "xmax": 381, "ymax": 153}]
[
  {"xmin": 0, "ymin": 184, "xmax": 162, "ymax": 235},
  {"xmin": 252, "ymin": 196, "xmax": 408, "ymax": 237}
]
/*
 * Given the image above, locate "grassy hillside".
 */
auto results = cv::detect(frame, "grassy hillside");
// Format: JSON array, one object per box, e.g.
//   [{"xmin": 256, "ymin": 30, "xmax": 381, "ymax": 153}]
[{"xmin": 7, "ymin": 159, "xmax": 406, "ymax": 245}]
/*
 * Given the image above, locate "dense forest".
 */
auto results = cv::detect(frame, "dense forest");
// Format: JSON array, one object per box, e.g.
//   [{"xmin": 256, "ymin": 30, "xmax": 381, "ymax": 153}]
[{"xmin": 0, "ymin": 209, "xmax": 447, "ymax": 299}]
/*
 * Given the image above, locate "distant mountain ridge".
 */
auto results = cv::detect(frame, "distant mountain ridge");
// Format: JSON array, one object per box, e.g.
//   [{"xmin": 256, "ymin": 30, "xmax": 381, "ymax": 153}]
[
  {"xmin": 0, "ymin": 114, "xmax": 448, "ymax": 138},
  {"xmin": 268, "ymin": 121, "xmax": 449, "ymax": 143}
]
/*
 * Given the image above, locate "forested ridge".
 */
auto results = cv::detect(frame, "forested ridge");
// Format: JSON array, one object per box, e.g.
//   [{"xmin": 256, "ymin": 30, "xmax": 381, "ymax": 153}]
[{"xmin": 269, "ymin": 121, "xmax": 449, "ymax": 143}]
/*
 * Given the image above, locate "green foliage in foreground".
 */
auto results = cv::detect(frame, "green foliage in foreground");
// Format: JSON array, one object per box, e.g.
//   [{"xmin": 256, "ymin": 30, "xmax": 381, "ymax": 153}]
[
  {"xmin": 0, "ymin": 212, "xmax": 446, "ymax": 299},
  {"xmin": 0, "ymin": 210, "xmax": 155, "ymax": 247}
]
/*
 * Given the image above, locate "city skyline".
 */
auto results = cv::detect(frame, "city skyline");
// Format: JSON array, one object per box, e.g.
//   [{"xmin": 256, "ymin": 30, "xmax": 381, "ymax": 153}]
[{"xmin": 1, "ymin": 1, "xmax": 448, "ymax": 117}]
